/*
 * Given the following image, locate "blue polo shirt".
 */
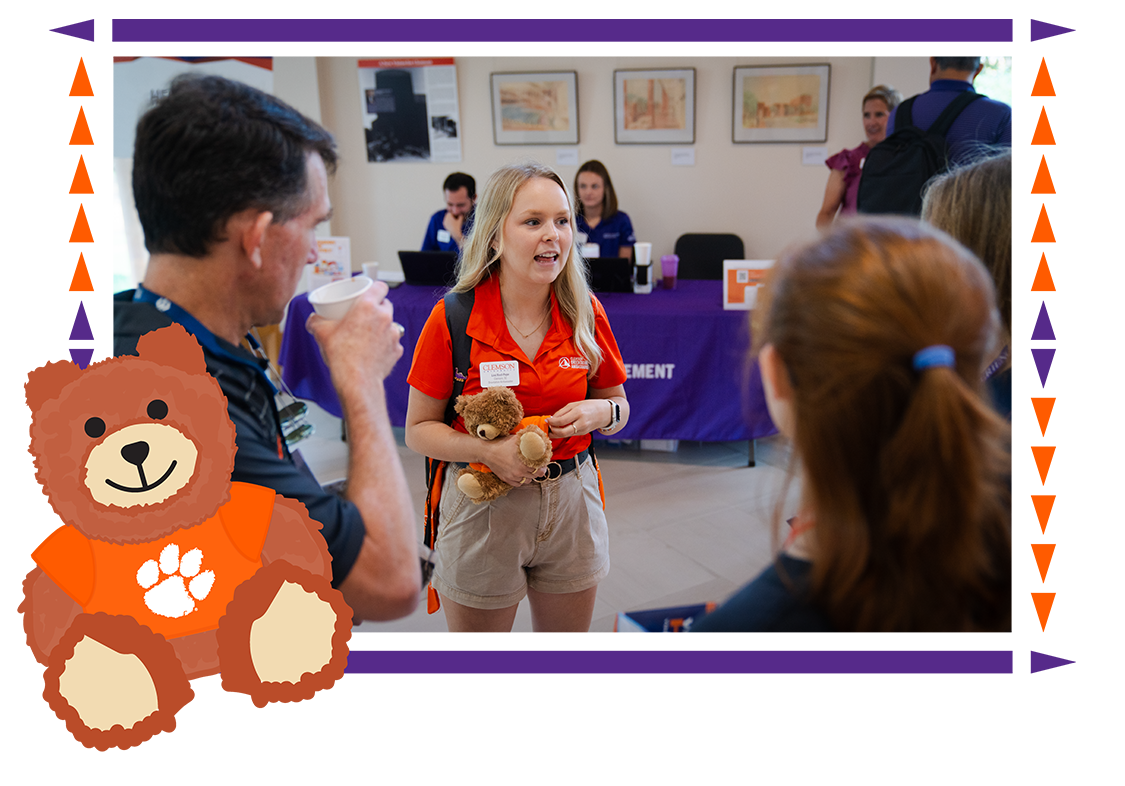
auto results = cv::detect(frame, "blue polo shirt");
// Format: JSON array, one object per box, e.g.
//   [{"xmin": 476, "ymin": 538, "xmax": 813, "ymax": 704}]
[
  {"xmin": 576, "ymin": 210, "xmax": 635, "ymax": 258},
  {"xmin": 886, "ymin": 80, "xmax": 1011, "ymax": 166},
  {"xmin": 422, "ymin": 208, "xmax": 474, "ymax": 253}
]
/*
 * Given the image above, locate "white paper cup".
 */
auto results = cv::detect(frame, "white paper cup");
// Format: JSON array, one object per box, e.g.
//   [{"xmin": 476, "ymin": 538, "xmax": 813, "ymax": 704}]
[
  {"xmin": 308, "ymin": 275, "xmax": 373, "ymax": 320},
  {"xmin": 582, "ymin": 243, "xmax": 600, "ymax": 258},
  {"xmin": 362, "ymin": 262, "xmax": 380, "ymax": 280},
  {"xmin": 634, "ymin": 242, "xmax": 652, "ymax": 267}
]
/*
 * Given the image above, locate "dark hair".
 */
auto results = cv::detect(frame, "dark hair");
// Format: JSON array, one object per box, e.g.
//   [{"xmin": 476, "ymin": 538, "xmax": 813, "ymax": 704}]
[
  {"xmin": 934, "ymin": 57, "xmax": 982, "ymax": 73},
  {"xmin": 132, "ymin": 74, "xmax": 338, "ymax": 258},
  {"xmin": 574, "ymin": 160, "xmax": 619, "ymax": 220},
  {"xmin": 755, "ymin": 217, "xmax": 1010, "ymax": 632},
  {"xmin": 442, "ymin": 172, "xmax": 476, "ymax": 199}
]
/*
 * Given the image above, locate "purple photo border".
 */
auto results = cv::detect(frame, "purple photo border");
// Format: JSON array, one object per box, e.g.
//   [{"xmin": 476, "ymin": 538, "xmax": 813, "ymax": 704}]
[
  {"xmin": 15, "ymin": 16, "xmax": 1071, "ymax": 742},
  {"xmin": 13, "ymin": 19, "xmax": 1075, "ymax": 61}
]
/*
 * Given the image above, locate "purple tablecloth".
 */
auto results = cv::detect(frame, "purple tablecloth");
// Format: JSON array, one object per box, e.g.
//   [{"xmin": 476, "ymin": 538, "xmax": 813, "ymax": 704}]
[{"xmin": 279, "ymin": 280, "xmax": 775, "ymax": 442}]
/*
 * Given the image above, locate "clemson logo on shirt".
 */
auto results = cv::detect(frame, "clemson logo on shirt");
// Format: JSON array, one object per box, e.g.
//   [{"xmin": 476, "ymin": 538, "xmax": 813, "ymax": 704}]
[{"xmin": 559, "ymin": 356, "xmax": 590, "ymax": 370}]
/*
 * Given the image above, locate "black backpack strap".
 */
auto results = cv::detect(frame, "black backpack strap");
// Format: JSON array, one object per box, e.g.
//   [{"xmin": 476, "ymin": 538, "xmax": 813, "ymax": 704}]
[
  {"xmin": 423, "ymin": 288, "xmax": 475, "ymax": 553},
  {"xmin": 927, "ymin": 90, "xmax": 985, "ymax": 139},
  {"xmin": 442, "ymin": 288, "xmax": 475, "ymax": 425},
  {"xmin": 895, "ymin": 95, "xmax": 917, "ymax": 130}
]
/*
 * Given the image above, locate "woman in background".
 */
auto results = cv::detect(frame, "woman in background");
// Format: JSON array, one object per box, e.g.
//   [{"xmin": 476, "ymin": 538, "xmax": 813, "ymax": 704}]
[
  {"xmin": 406, "ymin": 161, "xmax": 629, "ymax": 632},
  {"xmin": 815, "ymin": 85, "xmax": 902, "ymax": 230},
  {"xmin": 574, "ymin": 160, "xmax": 635, "ymax": 258},
  {"xmin": 695, "ymin": 218, "xmax": 1010, "ymax": 632}
]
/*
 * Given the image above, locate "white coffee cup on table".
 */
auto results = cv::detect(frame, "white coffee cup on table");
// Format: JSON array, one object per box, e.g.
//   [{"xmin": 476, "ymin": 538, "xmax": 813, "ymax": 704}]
[{"xmin": 634, "ymin": 242, "xmax": 652, "ymax": 267}]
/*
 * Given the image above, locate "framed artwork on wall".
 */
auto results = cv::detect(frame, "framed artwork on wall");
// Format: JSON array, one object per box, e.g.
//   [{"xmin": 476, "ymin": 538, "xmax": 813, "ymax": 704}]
[
  {"xmin": 613, "ymin": 68, "xmax": 695, "ymax": 144},
  {"xmin": 490, "ymin": 71, "xmax": 579, "ymax": 145},
  {"xmin": 732, "ymin": 64, "xmax": 830, "ymax": 143}
]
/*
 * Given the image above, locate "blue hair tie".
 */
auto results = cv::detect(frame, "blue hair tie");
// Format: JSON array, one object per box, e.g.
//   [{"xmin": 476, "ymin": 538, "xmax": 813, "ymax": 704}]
[{"xmin": 913, "ymin": 344, "xmax": 955, "ymax": 371}]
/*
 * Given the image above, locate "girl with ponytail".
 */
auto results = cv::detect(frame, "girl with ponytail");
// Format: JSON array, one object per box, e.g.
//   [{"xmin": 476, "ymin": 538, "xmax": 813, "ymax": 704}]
[{"xmin": 695, "ymin": 217, "xmax": 1010, "ymax": 632}]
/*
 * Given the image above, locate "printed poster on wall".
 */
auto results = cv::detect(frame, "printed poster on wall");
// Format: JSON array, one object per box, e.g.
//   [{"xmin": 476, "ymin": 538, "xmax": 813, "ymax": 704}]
[{"xmin": 357, "ymin": 58, "xmax": 462, "ymax": 163}]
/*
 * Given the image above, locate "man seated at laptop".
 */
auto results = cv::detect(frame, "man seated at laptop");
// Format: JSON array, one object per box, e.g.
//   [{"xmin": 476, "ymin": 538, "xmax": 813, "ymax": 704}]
[{"xmin": 421, "ymin": 172, "xmax": 475, "ymax": 253}]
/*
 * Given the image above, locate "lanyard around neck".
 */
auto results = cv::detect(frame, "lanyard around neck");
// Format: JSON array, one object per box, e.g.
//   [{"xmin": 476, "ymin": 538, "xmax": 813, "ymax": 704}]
[{"xmin": 132, "ymin": 284, "xmax": 277, "ymax": 393}]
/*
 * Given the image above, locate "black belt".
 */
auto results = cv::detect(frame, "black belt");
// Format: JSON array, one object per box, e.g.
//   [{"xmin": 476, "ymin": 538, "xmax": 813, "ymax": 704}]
[{"xmin": 538, "ymin": 448, "xmax": 590, "ymax": 481}]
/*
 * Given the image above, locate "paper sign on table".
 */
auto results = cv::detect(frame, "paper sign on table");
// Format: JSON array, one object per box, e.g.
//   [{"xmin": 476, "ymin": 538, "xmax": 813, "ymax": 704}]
[{"xmin": 722, "ymin": 259, "xmax": 775, "ymax": 310}]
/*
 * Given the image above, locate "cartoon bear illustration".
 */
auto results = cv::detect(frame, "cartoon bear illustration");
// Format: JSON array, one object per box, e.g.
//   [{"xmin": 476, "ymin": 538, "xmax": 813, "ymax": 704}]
[{"xmin": 20, "ymin": 324, "xmax": 353, "ymax": 750}]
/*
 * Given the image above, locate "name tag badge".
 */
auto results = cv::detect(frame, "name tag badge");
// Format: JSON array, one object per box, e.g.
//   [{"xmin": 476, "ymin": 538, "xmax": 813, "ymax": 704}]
[
  {"xmin": 480, "ymin": 360, "xmax": 520, "ymax": 388},
  {"xmin": 436, "ymin": 229, "xmax": 452, "ymax": 243}
]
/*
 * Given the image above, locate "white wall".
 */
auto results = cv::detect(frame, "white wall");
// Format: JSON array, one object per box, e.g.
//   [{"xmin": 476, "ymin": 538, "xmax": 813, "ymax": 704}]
[{"xmin": 312, "ymin": 55, "xmax": 933, "ymax": 274}]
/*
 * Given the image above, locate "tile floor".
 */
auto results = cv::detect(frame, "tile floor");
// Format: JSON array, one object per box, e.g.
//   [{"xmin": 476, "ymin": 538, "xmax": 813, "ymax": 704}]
[{"xmin": 294, "ymin": 402, "xmax": 801, "ymax": 633}]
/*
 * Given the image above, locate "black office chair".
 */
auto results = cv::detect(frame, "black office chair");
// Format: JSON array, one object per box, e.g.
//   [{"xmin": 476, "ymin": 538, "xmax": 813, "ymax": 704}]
[{"xmin": 672, "ymin": 233, "xmax": 746, "ymax": 280}]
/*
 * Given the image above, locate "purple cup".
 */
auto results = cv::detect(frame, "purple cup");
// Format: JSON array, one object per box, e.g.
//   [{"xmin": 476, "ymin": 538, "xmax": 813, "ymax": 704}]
[{"xmin": 660, "ymin": 254, "xmax": 679, "ymax": 290}]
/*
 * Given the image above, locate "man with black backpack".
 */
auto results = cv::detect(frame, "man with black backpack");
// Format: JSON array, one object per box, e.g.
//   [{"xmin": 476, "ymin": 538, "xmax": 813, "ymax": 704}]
[{"xmin": 856, "ymin": 57, "xmax": 1011, "ymax": 216}]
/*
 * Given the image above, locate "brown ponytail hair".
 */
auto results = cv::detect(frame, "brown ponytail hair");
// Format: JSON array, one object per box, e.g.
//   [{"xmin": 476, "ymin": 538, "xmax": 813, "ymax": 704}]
[{"xmin": 754, "ymin": 217, "xmax": 1010, "ymax": 631}]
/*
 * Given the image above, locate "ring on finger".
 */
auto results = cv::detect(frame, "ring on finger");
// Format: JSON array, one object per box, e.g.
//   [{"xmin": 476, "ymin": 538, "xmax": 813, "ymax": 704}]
[
  {"xmin": 393, "ymin": 322, "xmax": 405, "ymax": 338},
  {"xmin": 520, "ymin": 478, "xmax": 528, "ymax": 485},
  {"xmin": 571, "ymin": 423, "xmax": 578, "ymax": 436}
]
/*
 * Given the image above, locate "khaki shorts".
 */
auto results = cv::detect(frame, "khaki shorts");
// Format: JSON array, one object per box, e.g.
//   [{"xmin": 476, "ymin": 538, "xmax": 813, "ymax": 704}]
[{"xmin": 432, "ymin": 455, "xmax": 610, "ymax": 610}]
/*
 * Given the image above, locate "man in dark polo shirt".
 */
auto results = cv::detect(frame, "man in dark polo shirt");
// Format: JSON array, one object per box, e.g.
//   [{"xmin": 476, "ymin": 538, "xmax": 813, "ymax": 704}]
[{"xmin": 114, "ymin": 74, "xmax": 420, "ymax": 621}]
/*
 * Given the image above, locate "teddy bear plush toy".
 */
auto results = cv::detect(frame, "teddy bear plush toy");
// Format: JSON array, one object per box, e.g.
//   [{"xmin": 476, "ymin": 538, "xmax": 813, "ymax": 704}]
[
  {"xmin": 20, "ymin": 324, "xmax": 353, "ymax": 750},
  {"xmin": 453, "ymin": 387, "xmax": 552, "ymax": 503}
]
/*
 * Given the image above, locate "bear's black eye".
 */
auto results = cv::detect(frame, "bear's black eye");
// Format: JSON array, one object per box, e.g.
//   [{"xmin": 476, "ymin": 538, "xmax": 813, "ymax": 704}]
[
  {"xmin": 147, "ymin": 399, "xmax": 168, "ymax": 420},
  {"xmin": 84, "ymin": 417, "xmax": 106, "ymax": 439}
]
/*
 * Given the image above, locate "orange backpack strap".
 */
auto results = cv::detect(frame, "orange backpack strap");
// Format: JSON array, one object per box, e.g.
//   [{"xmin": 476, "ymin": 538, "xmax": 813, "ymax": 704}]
[
  {"xmin": 592, "ymin": 449, "xmax": 605, "ymax": 510},
  {"xmin": 422, "ymin": 289, "xmax": 477, "ymax": 616},
  {"xmin": 423, "ymin": 457, "xmax": 447, "ymax": 550},
  {"xmin": 422, "ymin": 457, "xmax": 446, "ymax": 615}
]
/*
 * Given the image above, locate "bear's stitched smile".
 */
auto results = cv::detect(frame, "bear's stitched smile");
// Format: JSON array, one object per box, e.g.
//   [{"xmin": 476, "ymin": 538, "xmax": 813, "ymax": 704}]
[{"xmin": 106, "ymin": 461, "xmax": 179, "ymax": 493}]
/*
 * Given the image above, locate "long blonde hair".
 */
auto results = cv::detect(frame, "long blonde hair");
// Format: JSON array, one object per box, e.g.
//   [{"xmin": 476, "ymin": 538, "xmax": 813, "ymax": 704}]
[
  {"xmin": 755, "ymin": 217, "xmax": 1011, "ymax": 631},
  {"xmin": 455, "ymin": 161, "xmax": 603, "ymax": 377}
]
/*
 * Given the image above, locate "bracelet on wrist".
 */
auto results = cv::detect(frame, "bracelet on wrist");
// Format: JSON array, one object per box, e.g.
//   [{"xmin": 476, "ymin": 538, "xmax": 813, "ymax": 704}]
[{"xmin": 598, "ymin": 399, "xmax": 621, "ymax": 435}]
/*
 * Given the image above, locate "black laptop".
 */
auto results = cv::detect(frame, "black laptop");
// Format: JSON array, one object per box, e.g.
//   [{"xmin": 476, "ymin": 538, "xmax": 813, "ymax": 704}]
[
  {"xmin": 587, "ymin": 256, "xmax": 634, "ymax": 293},
  {"xmin": 398, "ymin": 250, "xmax": 459, "ymax": 287}
]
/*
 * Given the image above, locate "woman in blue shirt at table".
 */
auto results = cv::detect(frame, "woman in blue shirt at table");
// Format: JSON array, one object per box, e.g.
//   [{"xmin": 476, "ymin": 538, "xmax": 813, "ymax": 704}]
[
  {"xmin": 574, "ymin": 160, "xmax": 635, "ymax": 258},
  {"xmin": 694, "ymin": 218, "xmax": 1011, "ymax": 632}
]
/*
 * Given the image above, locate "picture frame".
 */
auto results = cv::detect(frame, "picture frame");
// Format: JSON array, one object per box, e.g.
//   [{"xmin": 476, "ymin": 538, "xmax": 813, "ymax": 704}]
[
  {"xmin": 732, "ymin": 64, "xmax": 830, "ymax": 143},
  {"xmin": 613, "ymin": 68, "xmax": 696, "ymax": 144},
  {"xmin": 490, "ymin": 71, "xmax": 579, "ymax": 145}
]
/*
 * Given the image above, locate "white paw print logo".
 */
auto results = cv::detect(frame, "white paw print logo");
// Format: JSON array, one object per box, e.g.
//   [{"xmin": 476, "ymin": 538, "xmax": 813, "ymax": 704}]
[{"xmin": 136, "ymin": 544, "xmax": 216, "ymax": 618}]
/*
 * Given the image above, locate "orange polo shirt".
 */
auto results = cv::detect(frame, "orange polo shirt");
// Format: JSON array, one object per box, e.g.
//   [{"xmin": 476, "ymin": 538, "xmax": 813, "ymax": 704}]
[
  {"xmin": 32, "ymin": 482, "xmax": 275, "ymax": 640},
  {"xmin": 408, "ymin": 274, "xmax": 627, "ymax": 461}
]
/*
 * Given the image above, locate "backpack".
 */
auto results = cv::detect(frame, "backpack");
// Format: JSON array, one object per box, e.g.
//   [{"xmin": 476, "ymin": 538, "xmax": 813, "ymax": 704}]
[
  {"xmin": 856, "ymin": 90, "xmax": 984, "ymax": 216},
  {"xmin": 421, "ymin": 289, "xmax": 474, "ymax": 610}
]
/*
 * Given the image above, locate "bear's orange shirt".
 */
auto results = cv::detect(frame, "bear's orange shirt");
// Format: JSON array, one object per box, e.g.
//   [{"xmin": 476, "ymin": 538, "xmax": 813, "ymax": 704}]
[{"xmin": 32, "ymin": 482, "xmax": 276, "ymax": 640}]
